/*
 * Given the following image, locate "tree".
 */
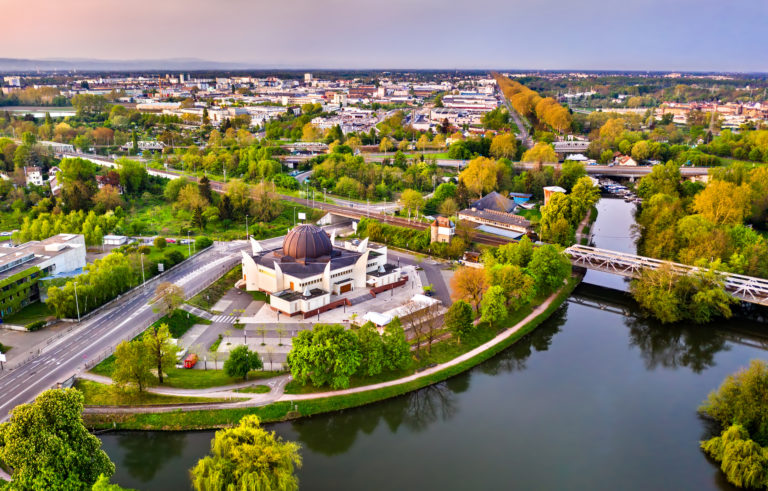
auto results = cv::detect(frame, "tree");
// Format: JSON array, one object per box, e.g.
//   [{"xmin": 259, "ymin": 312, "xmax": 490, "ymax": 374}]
[
  {"xmin": 382, "ymin": 318, "xmax": 411, "ymax": 371},
  {"xmin": 92, "ymin": 185, "xmax": 124, "ymax": 212},
  {"xmin": 445, "ymin": 300, "xmax": 474, "ymax": 344},
  {"xmin": 256, "ymin": 325, "xmax": 267, "ymax": 346},
  {"xmin": 490, "ymin": 133, "xmax": 517, "ymax": 159},
  {"xmin": 400, "ymin": 189, "xmax": 424, "ymax": 215},
  {"xmin": 528, "ymin": 244, "xmax": 571, "ymax": 295},
  {"xmin": 224, "ymin": 345, "xmax": 263, "ymax": 380},
  {"xmin": 450, "ymin": 266, "xmax": 488, "ymax": 312},
  {"xmin": 0, "ymin": 389, "xmax": 115, "ymax": 490},
  {"xmin": 198, "ymin": 175, "xmax": 212, "ymax": 202},
  {"xmin": 116, "ymin": 158, "xmax": 148, "ymax": 195},
  {"xmin": 287, "ymin": 324, "xmax": 361, "ymax": 389},
  {"xmin": 481, "ymin": 285, "xmax": 507, "ymax": 328},
  {"xmin": 301, "ymin": 123, "xmax": 322, "ymax": 142},
  {"xmin": 701, "ymin": 360, "xmax": 768, "ymax": 446},
  {"xmin": 486, "ymin": 264, "xmax": 535, "ymax": 311},
  {"xmin": 143, "ymin": 323, "xmax": 179, "ymax": 385},
  {"xmin": 190, "ymin": 415, "xmax": 301, "ymax": 491},
  {"xmin": 153, "ymin": 282, "xmax": 184, "ymax": 317},
  {"xmin": 154, "ymin": 236, "xmax": 167, "ymax": 249},
  {"xmin": 439, "ymin": 197, "xmax": 458, "ymax": 218},
  {"xmin": 357, "ymin": 323, "xmax": 385, "ymax": 377},
  {"xmin": 521, "ymin": 142, "xmax": 557, "ymax": 163},
  {"xmin": 379, "ymin": 137, "xmax": 393, "ymax": 153},
  {"xmin": 112, "ymin": 340, "xmax": 154, "ymax": 392},
  {"xmin": 458, "ymin": 156, "xmax": 502, "ymax": 197},
  {"xmin": 693, "ymin": 180, "xmax": 751, "ymax": 225}
]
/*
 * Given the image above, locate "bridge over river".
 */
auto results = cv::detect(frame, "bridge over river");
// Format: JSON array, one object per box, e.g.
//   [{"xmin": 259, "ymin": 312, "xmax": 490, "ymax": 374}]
[{"xmin": 566, "ymin": 244, "xmax": 768, "ymax": 307}]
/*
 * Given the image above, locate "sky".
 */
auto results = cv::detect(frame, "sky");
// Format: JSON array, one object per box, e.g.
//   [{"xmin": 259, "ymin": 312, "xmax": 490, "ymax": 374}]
[{"xmin": 2, "ymin": 0, "xmax": 767, "ymax": 72}]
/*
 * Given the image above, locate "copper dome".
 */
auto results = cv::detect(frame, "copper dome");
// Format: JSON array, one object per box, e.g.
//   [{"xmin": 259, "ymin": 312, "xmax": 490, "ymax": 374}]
[{"xmin": 282, "ymin": 224, "xmax": 332, "ymax": 261}]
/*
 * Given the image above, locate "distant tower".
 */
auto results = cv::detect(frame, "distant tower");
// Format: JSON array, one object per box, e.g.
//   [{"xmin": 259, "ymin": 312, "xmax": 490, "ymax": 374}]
[{"xmin": 304, "ymin": 73, "xmax": 312, "ymax": 85}]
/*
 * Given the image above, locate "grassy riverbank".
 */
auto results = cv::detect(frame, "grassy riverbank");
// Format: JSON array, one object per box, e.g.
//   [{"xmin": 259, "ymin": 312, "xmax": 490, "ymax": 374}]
[
  {"xmin": 76, "ymin": 380, "xmax": 232, "ymax": 406},
  {"xmin": 82, "ymin": 275, "xmax": 581, "ymax": 431}
]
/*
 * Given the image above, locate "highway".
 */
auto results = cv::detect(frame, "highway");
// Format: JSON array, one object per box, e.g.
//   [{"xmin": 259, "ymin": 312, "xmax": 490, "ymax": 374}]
[{"xmin": 0, "ymin": 241, "xmax": 247, "ymax": 422}]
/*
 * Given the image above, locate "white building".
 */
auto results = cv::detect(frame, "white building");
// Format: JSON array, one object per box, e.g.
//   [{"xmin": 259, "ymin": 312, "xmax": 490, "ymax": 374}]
[
  {"xmin": 24, "ymin": 166, "xmax": 43, "ymax": 187},
  {"xmin": 240, "ymin": 224, "xmax": 401, "ymax": 318}
]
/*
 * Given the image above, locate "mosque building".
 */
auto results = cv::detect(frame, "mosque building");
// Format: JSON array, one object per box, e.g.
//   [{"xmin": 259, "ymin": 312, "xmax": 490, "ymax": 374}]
[{"xmin": 240, "ymin": 224, "xmax": 400, "ymax": 317}]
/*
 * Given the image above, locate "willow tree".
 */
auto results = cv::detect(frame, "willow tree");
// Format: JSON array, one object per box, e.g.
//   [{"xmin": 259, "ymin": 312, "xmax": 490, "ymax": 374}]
[{"xmin": 191, "ymin": 415, "xmax": 301, "ymax": 491}]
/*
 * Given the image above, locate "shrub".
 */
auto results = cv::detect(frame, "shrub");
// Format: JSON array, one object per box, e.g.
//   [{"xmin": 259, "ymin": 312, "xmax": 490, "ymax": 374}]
[
  {"xmin": 153, "ymin": 237, "xmax": 167, "ymax": 249},
  {"xmin": 26, "ymin": 320, "xmax": 47, "ymax": 331},
  {"xmin": 196, "ymin": 236, "xmax": 213, "ymax": 249},
  {"xmin": 163, "ymin": 249, "xmax": 185, "ymax": 267},
  {"xmin": 137, "ymin": 245, "xmax": 151, "ymax": 255}
]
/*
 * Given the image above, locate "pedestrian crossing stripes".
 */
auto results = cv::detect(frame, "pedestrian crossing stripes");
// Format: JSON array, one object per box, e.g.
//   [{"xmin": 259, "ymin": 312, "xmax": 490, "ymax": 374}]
[{"xmin": 211, "ymin": 315, "xmax": 242, "ymax": 324}]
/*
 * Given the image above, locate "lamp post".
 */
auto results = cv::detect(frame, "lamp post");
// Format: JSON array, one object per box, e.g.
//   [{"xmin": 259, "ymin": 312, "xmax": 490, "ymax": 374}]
[
  {"xmin": 140, "ymin": 253, "xmax": 146, "ymax": 289},
  {"xmin": 245, "ymin": 214, "xmax": 249, "ymax": 240},
  {"xmin": 187, "ymin": 231, "xmax": 191, "ymax": 257},
  {"xmin": 73, "ymin": 281, "xmax": 81, "ymax": 323}
]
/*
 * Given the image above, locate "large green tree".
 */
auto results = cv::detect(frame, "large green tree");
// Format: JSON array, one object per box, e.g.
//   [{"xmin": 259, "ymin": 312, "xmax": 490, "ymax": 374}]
[
  {"xmin": 0, "ymin": 389, "xmax": 115, "ymax": 490},
  {"xmin": 480, "ymin": 285, "xmax": 507, "ymax": 328},
  {"xmin": 190, "ymin": 415, "xmax": 301, "ymax": 491},
  {"xmin": 528, "ymin": 244, "xmax": 571, "ymax": 295},
  {"xmin": 382, "ymin": 317, "xmax": 411, "ymax": 371},
  {"xmin": 356, "ymin": 323, "xmax": 385, "ymax": 377},
  {"xmin": 445, "ymin": 300, "xmax": 474, "ymax": 344},
  {"xmin": 112, "ymin": 340, "xmax": 155, "ymax": 392},
  {"xmin": 143, "ymin": 323, "xmax": 179, "ymax": 385},
  {"xmin": 224, "ymin": 346, "xmax": 263, "ymax": 380},
  {"xmin": 287, "ymin": 324, "xmax": 361, "ymax": 389}
]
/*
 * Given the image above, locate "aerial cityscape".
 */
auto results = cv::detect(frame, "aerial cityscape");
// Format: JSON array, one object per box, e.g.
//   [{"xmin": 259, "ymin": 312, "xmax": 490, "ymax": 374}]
[{"xmin": 0, "ymin": 1, "xmax": 767, "ymax": 490}]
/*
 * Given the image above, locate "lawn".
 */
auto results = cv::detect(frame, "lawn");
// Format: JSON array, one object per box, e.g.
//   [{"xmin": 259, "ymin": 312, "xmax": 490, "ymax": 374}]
[
  {"xmin": 3, "ymin": 302, "xmax": 52, "ymax": 326},
  {"xmin": 234, "ymin": 385, "xmax": 271, "ymax": 394},
  {"xmin": 160, "ymin": 309, "xmax": 210, "ymax": 338},
  {"xmin": 90, "ymin": 350, "xmax": 284, "ymax": 389},
  {"xmin": 188, "ymin": 265, "xmax": 241, "ymax": 311},
  {"xmin": 74, "ymin": 379, "xmax": 233, "ymax": 405},
  {"xmin": 126, "ymin": 196, "xmax": 322, "ymax": 242}
]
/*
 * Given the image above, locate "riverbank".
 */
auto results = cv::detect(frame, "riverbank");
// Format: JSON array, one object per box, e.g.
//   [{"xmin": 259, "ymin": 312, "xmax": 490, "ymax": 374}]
[{"xmin": 82, "ymin": 275, "xmax": 581, "ymax": 431}]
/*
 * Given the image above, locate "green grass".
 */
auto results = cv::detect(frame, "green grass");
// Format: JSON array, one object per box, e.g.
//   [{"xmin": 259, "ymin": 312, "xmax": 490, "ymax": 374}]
[
  {"xmin": 75, "ymin": 380, "xmax": 231, "ymax": 406},
  {"xmin": 234, "ymin": 385, "xmax": 271, "ymax": 394},
  {"xmin": 3, "ymin": 302, "xmax": 52, "ymax": 326},
  {"xmin": 83, "ymin": 276, "xmax": 581, "ymax": 431},
  {"xmin": 188, "ymin": 265, "xmax": 242, "ymax": 311},
  {"xmin": 161, "ymin": 309, "xmax": 211, "ymax": 338},
  {"xmin": 516, "ymin": 206, "xmax": 542, "ymax": 223},
  {"xmin": 146, "ymin": 243, "xmax": 193, "ymax": 264},
  {"xmin": 90, "ymin": 349, "xmax": 284, "ymax": 389},
  {"xmin": 249, "ymin": 291, "xmax": 269, "ymax": 302}
]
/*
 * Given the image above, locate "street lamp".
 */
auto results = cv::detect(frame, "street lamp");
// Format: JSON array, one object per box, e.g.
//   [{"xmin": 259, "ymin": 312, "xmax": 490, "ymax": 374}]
[
  {"xmin": 245, "ymin": 214, "xmax": 249, "ymax": 240},
  {"xmin": 140, "ymin": 253, "xmax": 146, "ymax": 289},
  {"xmin": 187, "ymin": 230, "xmax": 191, "ymax": 257},
  {"xmin": 73, "ymin": 281, "xmax": 81, "ymax": 323}
]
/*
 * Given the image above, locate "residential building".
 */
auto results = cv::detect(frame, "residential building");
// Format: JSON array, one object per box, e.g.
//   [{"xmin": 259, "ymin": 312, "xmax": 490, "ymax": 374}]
[{"xmin": 23, "ymin": 166, "xmax": 43, "ymax": 187}]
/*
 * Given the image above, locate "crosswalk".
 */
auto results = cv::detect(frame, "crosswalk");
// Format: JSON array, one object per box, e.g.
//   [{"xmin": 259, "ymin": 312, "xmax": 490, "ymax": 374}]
[{"xmin": 211, "ymin": 314, "xmax": 242, "ymax": 324}]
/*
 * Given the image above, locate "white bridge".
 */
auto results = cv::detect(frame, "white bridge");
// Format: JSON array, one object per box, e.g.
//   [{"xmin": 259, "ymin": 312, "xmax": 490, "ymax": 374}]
[{"xmin": 565, "ymin": 244, "xmax": 768, "ymax": 307}]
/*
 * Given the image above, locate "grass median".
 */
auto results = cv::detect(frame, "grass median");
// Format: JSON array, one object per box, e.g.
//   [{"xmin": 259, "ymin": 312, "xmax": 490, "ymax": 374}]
[{"xmin": 83, "ymin": 275, "xmax": 580, "ymax": 430}]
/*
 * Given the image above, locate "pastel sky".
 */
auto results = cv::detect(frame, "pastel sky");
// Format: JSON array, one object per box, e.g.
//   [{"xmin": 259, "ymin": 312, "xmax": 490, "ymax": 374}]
[{"xmin": 2, "ymin": 0, "xmax": 766, "ymax": 71}]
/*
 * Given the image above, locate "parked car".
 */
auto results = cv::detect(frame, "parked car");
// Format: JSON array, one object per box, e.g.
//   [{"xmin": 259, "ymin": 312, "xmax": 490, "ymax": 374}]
[{"xmin": 165, "ymin": 238, "xmax": 177, "ymax": 244}]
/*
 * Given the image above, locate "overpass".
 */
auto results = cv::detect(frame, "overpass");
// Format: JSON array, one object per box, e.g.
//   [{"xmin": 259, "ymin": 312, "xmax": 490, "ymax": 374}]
[{"xmin": 565, "ymin": 244, "xmax": 768, "ymax": 306}]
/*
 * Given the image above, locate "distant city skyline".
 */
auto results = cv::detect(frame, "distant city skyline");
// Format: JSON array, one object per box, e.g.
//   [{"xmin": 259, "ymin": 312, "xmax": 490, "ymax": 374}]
[{"xmin": 2, "ymin": 0, "xmax": 767, "ymax": 72}]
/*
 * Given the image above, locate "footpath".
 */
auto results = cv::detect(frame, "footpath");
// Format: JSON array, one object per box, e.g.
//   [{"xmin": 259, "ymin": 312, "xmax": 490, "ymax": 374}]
[{"xmin": 80, "ymin": 283, "xmax": 565, "ymax": 415}]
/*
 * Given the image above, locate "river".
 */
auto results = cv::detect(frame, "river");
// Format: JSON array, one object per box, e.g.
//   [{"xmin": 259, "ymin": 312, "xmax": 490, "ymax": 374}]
[{"xmin": 100, "ymin": 198, "xmax": 767, "ymax": 490}]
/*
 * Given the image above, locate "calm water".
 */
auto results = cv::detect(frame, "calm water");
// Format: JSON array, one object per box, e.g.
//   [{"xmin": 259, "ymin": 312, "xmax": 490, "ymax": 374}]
[{"xmin": 100, "ymin": 198, "xmax": 768, "ymax": 490}]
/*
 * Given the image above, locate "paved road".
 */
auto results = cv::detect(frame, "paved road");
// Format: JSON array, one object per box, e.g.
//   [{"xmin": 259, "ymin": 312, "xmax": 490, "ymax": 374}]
[
  {"xmin": 497, "ymin": 85, "xmax": 533, "ymax": 148},
  {"xmin": 0, "ymin": 242, "xmax": 247, "ymax": 422}
]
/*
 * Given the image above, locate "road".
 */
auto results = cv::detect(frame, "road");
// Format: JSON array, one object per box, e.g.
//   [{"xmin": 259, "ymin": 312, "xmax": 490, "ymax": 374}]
[
  {"xmin": 0, "ymin": 241, "xmax": 247, "ymax": 422},
  {"xmin": 497, "ymin": 85, "xmax": 533, "ymax": 148}
]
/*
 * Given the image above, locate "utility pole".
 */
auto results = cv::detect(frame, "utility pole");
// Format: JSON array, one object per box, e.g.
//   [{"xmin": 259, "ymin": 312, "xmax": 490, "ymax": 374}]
[
  {"xmin": 187, "ymin": 231, "xmax": 191, "ymax": 256},
  {"xmin": 246, "ymin": 214, "xmax": 249, "ymax": 240}
]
